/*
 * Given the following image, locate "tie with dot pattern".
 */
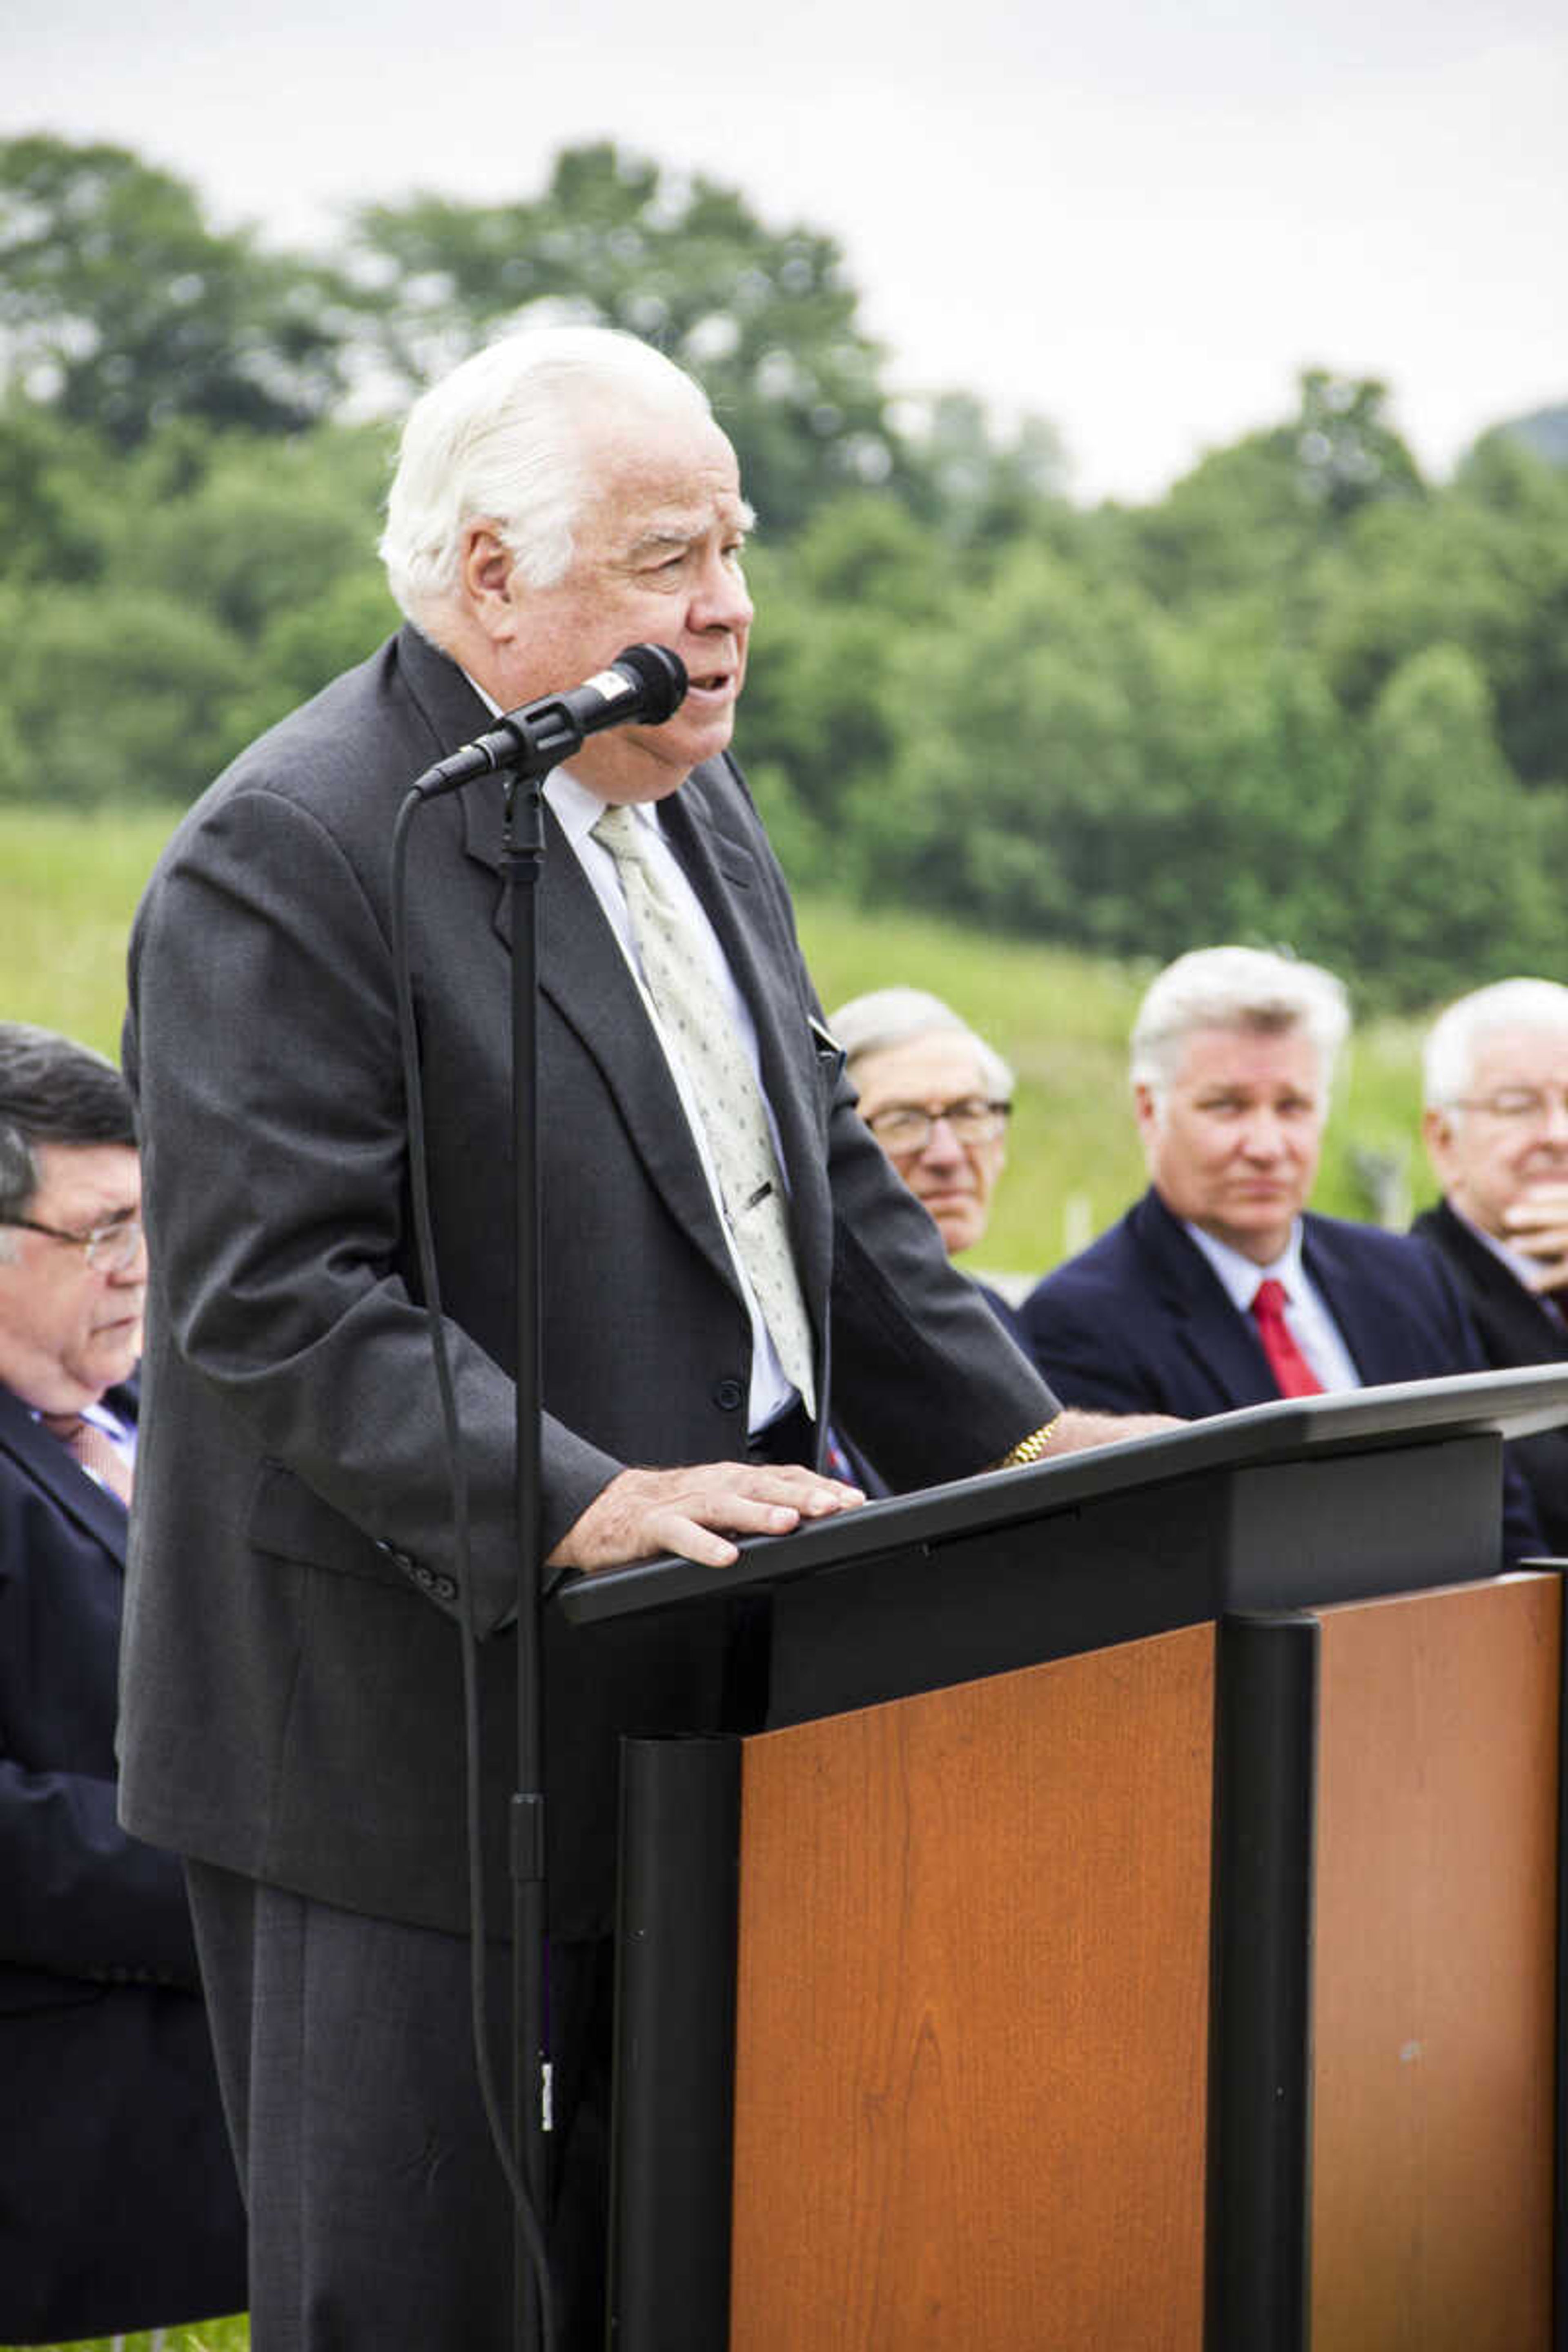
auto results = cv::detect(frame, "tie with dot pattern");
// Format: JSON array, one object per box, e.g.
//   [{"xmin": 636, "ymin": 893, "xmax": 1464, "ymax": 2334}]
[{"xmin": 591, "ymin": 804, "xmax": 816, "ymax": 1417}]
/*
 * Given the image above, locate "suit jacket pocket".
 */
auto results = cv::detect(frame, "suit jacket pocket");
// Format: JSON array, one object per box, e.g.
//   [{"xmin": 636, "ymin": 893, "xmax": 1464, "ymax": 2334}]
[{"xmin": 248, "ymin": 1459, "xmax": 402, "ymax": 1586}]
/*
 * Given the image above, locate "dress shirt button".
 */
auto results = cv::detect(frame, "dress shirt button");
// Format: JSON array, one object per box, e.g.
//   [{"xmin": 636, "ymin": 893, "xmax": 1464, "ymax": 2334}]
[{"xmin": 713, "ymin": 1376, "xmax": 745, "ymax": 1413}]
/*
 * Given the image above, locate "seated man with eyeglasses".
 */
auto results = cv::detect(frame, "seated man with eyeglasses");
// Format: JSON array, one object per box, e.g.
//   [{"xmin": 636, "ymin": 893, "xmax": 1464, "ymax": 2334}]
[
  {"xmin": 0, "ymin": 1020, "xmax": 246, "ymax": 2343},
  {"xmin": 1415, "ymin": 978, "xmax": 1568, "ymax": 1552},
  {"xmin": 830, "ymin": 987, "xmax": 1023, "ymax": 1339}
]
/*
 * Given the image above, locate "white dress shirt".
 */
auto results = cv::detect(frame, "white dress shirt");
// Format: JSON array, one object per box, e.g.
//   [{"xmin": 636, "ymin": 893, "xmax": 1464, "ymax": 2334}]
[{"xmin": 1184, "ymin": 1219, "xmax": 1363, "ymax": 1392}]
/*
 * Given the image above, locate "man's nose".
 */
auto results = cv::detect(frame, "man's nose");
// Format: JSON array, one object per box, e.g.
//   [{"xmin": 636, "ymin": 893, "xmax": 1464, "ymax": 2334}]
[
  {"xmin": 111, "ymin": 1227, "xmax": 149, "ymax": 1283},
  {"xmin": 919, "ymin": 1115, "xmax": 967, "ymax": 1168},
  {"xmin": 1238, "ymin": 1113, "xmax": 1287, "ymax": 1160},
  {"xmin": 690, "ymin": 549, "xmax": 753, "ymax": 634}
]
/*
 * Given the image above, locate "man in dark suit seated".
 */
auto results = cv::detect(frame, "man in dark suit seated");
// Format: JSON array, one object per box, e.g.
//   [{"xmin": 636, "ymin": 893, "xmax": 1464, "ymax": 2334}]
[
  {"xmin": 0, "ymin": 1022, "xmax": 245, "ymax": 2344},
  {"xmin": 1019, "ymin": 946, "xmax": 1539, "ymax": 1555},
  {"xmin": 1414, "ymin": 978, "xmax": 1568, "ymax": 1552},
  {"xmin": 830, "ymin": 987, "xmax": 1025, "ymax": 1340}
]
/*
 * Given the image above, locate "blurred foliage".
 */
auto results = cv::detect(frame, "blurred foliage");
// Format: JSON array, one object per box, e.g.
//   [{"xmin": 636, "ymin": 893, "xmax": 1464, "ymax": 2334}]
[
  {"xmin": 0, "ymin": 131, "xmax": 1564, "ymax": 1009},
  {"xmin": 0, "ymin": 806, "xmax": 1438, "ymax": 1279}
]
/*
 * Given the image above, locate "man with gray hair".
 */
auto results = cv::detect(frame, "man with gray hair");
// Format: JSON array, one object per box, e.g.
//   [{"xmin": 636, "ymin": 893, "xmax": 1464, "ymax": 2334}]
[
  {"xmin": 1019, "ymin": 950, "xmax": 1534, "ymax": 1511},
  {"xmin": 1414, "ymin": 977, "xmax": 1568, "ymax": 1550},
  {"xmin": 831, "ymin": 986, "xmax": 1019, "ymax": 1322},
  {"xmin": 120, "ymin": 322, "xmax": 1142, "ymax": 2348},
  {"xmin": 0, "ymin": 1022, "xmax": 245, "ymax": 2340}
]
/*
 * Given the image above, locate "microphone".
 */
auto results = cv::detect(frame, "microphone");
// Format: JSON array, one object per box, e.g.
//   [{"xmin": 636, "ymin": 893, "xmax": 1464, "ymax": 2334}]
[{"xmin": 413, "ymin": 643, "xmax": 688, "ymax": 798}]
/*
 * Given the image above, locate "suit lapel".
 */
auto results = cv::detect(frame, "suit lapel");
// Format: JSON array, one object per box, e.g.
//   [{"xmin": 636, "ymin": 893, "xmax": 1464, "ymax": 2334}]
[
  {"xmin": 460, "ymin": 761, "xmax": 741, "ymax": 1301},
  {"xmin": 1131, "ymin": 1191, "xmax": 1280, "ymax": 1409},
  {"xmin": 1424, "ymin": 1202, "xmax": 1568, "ymax": 1367},
  {"xmin": 0, "ymin": 1385, "xmax": 131, "ymax": 1560}
]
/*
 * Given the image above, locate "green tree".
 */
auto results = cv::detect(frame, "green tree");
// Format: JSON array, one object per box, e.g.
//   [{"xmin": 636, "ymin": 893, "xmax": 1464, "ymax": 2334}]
[
  {"xmin": 350, "ymin": 142, "xmax": 902, "ymax": 535},
  {"xmin": 0, "ymin": 134, "xmax": 354, "ymax": 447},
  {"xmin": 1346, "ymin": 644, "xmax": 1559, "ymax": 1000}
]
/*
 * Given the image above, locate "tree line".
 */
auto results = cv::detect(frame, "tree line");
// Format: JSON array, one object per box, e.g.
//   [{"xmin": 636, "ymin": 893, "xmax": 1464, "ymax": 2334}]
[{"xmin": 2, "ymin": 131, "xmax": 1564, "ymax": 1007}]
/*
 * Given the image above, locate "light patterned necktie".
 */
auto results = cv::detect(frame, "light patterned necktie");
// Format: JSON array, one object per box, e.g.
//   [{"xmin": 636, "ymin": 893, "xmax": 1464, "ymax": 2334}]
[
  {"xmin": 592, "ymin": 804, "xmax": 816, "ymax": 1417},
  {"xmin": 42, "ymin": 1411, "xmax": 135, "ymax": 1506}
]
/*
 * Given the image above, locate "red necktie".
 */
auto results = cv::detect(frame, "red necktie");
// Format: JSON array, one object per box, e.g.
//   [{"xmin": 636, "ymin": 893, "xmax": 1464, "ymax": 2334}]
[
  {"xmin": 42, "ymin": 1412, "xmax": 134, "ymax": 1506},
  {"xmin": 1250, "ymin": 1278, "xmax": 1323, "ymax": 1399}
]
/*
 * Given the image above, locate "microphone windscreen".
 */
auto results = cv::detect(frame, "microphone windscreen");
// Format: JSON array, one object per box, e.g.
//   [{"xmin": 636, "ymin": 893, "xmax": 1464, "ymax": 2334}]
[{"xmin": 615, "ymin": 644, "xmax": 688, "ymax": 723}]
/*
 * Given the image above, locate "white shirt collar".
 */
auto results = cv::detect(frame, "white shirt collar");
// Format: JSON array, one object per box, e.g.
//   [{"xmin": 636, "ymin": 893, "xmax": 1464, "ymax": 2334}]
[{"xmin": 1183, "ymin": 1216, "xmax": 1308, "ymax": 1312}]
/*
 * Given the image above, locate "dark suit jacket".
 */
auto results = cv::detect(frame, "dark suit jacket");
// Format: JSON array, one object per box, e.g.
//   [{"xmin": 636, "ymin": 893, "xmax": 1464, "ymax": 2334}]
[
  {"xmin": 0, "ymin": 1383, "xmax": 246, "ymax": 2340},
  {"xmin": 120, "ymin": 625, "xmax": 1053, "ymax": 1942},
  {"xmin": 1020, "ymin": 1188, "xmax": 1541, "ymax": 1558},
  {"xmin": 1412, "ymin": 1199, "xmax": 1568, "ymax": 1554}
]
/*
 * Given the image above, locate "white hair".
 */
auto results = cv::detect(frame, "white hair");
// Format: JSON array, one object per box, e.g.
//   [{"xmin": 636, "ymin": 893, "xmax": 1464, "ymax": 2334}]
[
  {"xmin": 829, "ymin": 987, "xmax": 1014, "ymax": 1102},
  {"xmin": 1422, "ymin": 977, "xmax": 1568, "ymax": 1109},
  {"xmin": 1129, "ymin": 946, "xmax": 1350, "ymax": 1099},
  {"xmin": 379, "ymin": 324, "xmax": 715, "ymax": 623}
]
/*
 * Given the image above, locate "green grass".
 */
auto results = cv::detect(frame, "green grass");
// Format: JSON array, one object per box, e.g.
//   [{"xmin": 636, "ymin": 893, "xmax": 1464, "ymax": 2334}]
[
  {"xmin": 0, "ymin": 806, "xmax": 1432, "ymax": 1287},
  {"xmin": 0, "ymin": 2321, "xmax": 248, "ymax": 2352}
]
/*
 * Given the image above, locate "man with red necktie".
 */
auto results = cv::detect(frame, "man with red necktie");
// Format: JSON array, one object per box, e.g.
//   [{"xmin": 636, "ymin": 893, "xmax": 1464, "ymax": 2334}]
[
  {"xmin": 1020, "ymin": 946, "xmax": 1541, "ymax": 1560},
  {"xmin": 0, "ymin": 1021, "xmax": 245, "ymax": 2342}
]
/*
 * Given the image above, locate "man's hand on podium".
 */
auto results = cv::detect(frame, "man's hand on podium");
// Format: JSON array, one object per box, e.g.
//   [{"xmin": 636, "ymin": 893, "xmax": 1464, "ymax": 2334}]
[{"xmin": 548, "ymin": 1460, "xmax": 866, "ymax": 1574}]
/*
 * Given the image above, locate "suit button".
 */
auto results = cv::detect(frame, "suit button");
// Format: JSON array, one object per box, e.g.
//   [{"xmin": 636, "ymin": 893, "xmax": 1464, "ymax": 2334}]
[
  {"xmin": 433, "ymin": 1575, "xmax": 458, "ymax": 1602},
  {"xmin": 713, "ymin": 1376, "xmax": 745, "ymax": 1413}
]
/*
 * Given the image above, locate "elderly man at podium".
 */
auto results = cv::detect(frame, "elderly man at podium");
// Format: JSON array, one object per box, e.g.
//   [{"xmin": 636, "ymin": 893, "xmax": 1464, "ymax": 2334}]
[
  {"xmin": 120, "ymin": 322, "xmax": 1172, "ymax": 2352},
  {"xmin": 1019, "ymin": 945, "xmax": 1540, "ymax": 1557}
]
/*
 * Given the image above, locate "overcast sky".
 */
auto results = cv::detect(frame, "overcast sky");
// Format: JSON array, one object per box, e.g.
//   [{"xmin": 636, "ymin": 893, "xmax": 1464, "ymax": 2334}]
[{"xmin": 6, "ymin": 0, "xmax": 1566, "ymax": 500}]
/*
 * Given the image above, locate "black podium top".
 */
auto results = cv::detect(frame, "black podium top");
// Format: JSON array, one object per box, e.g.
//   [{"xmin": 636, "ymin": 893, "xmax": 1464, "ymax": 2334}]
[
  {"xmin": 553, "ymin": 1368, "xmax": 1568, "ymax": 1723},
  {"xmin": 558, "ymin": 1365, "xmax": 1568, "ymax": 1625}
]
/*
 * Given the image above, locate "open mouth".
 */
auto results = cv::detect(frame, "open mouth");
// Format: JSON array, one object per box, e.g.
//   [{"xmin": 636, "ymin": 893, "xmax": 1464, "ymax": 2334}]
[{"xmin": 685, "ymin": 670, "xmax": 734, "ymax": 699}]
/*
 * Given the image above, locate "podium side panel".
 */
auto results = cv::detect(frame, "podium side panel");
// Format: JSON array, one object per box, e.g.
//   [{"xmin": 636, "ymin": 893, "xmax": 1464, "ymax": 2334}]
[
  {"xmin": 1310, "ymin": 1574, "xmax": 1561, "ymax": 2352},
  {"xmin": 728, "ymin": 1623, "xmax": 1215, "ymax": 2352}
]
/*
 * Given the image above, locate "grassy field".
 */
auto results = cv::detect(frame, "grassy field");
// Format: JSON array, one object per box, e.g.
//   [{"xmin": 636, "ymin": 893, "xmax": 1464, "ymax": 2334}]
[
  {"xmin": 1, "ymin": 2324, "xmax": 250, "ymax": 2352},
  {"xmin": 0, "ymin": 803, "xmax": 1432, "ymax": 1287}
]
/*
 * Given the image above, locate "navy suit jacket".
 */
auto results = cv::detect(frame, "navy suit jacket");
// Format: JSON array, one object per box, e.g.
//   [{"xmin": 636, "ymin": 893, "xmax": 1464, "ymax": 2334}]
[
  {"xmin": 0, "ymin": 1381, "xmax": 245, "ymax": 2339},
  {"xmin": 1412, "ymin": 1199, "xmax": 1568, "ymax": 1555},
  {"xmin": 1020, "ymin": 1188, "xmax": 1543, "ymax": 1558}
]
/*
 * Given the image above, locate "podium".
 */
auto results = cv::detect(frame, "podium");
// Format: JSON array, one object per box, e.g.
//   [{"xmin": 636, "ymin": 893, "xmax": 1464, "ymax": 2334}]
[{"xmin": 557, "ymin": 1368, "xmax": 1568, "ymax": 2349}]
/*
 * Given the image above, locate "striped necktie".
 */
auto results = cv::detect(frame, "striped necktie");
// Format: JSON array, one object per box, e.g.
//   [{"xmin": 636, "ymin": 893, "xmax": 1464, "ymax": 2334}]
[
  {"xmin": 42, "ymin": 1411, "xmax": 134, "ymax": 1506},
  {"xmin": 592, "ymin": 804, "xmax": 817, "ymax": 1417}
]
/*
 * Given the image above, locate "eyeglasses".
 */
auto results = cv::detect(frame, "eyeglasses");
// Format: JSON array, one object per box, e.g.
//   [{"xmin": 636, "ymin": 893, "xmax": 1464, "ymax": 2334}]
[
  {"xmin": 1450, "ymin": 1088, "xmax": 1568, "ymax": 1124},
  {"xmin": 3, "ymin": 1212, "xmax": 145, "ymax": 1273},
  {"xmin": 865, "ymin": 1099, "xmax": 1011, "ymax": 1154}
]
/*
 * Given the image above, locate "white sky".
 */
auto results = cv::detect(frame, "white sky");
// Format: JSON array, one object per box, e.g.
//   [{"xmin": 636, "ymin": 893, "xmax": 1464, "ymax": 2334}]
[{"xmin": 5, "ymin": 0, "xmax": 1566, "ymax": 500}]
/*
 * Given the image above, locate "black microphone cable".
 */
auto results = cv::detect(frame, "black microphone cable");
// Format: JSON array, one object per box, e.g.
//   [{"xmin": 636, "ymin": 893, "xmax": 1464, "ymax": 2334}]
[{"xmin": 390, "ymin": 784, "xmax": 558, "ymax": 2352}]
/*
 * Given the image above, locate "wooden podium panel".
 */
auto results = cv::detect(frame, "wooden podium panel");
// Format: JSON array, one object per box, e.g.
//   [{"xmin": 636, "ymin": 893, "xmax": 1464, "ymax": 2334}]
[
  {"xmin": 1310, "ymin": 1576, "xmax": 1561, "ymax": 2351},
  {"xmin": 727, "ymin": 1623, "xmax": 1215, "ymax": 2350}
]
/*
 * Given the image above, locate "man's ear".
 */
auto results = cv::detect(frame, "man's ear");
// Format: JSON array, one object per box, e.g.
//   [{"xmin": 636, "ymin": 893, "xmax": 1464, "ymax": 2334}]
[
  {"xmin": 1421, "ymin": 1104, "xmax": 1458, "ymax": 1189},
  {"xmin": 460, "ymin": 524, "xmax": 519, "ymax": 639},
  {"xmin": 1133, "ymin": 1081, "xmax": 1159, "ymax": 1144}
]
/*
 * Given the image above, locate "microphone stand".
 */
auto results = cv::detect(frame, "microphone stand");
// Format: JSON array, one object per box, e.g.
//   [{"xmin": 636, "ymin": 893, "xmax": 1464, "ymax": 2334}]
[
  {"xmin": 503, "ymin": 763, "xmax": 550, "ymax": 2352},
  {"xmin": 403, "ymin": 647, "xmax": 685, "ymax": 2352}
]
